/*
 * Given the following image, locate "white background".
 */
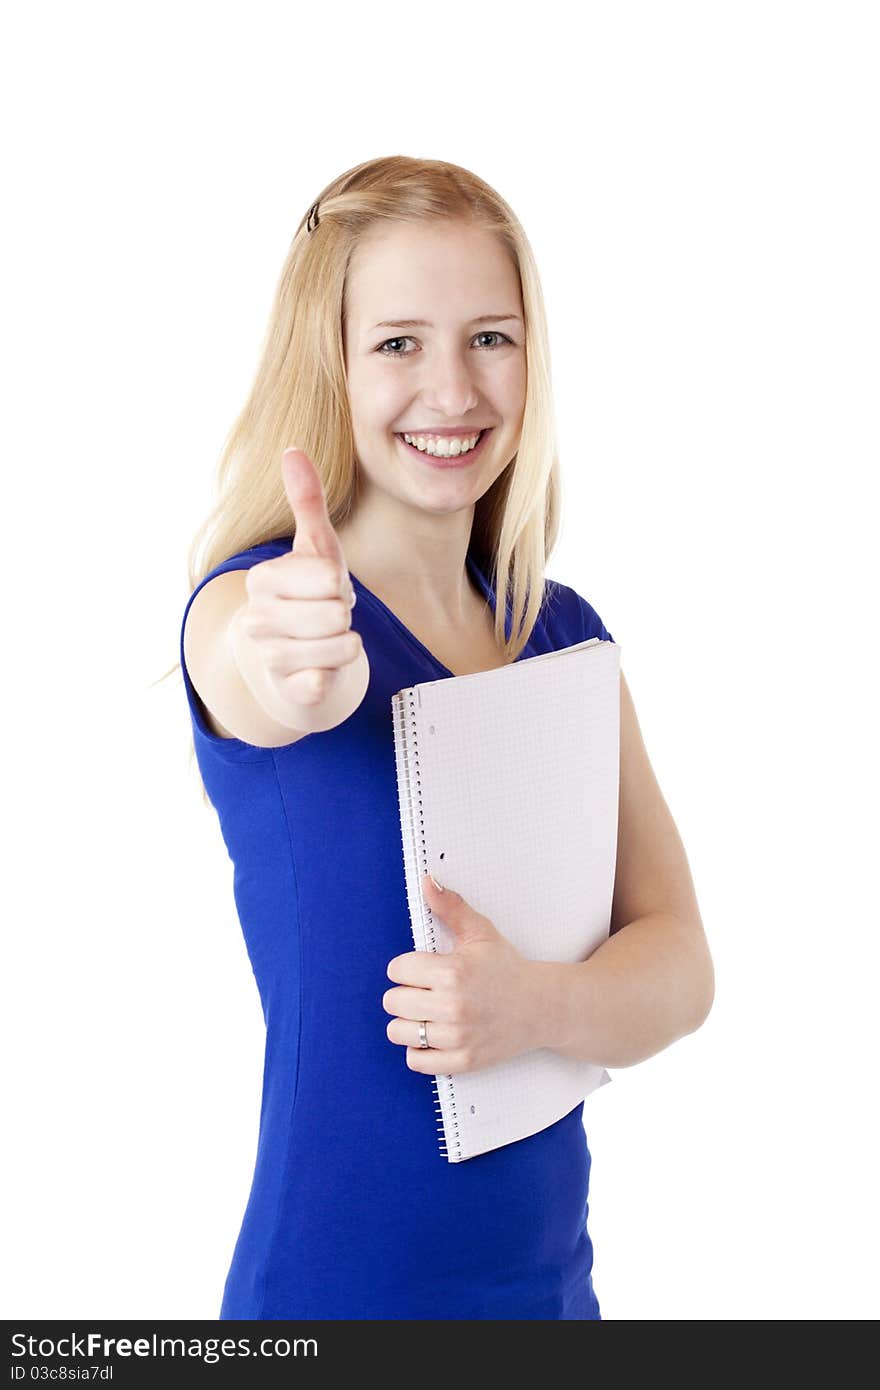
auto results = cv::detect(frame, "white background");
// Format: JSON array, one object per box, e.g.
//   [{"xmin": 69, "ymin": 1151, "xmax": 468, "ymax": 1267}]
[{"xmin": 4, "ymin": 0, "xmax": 877, "ymax": 1322}]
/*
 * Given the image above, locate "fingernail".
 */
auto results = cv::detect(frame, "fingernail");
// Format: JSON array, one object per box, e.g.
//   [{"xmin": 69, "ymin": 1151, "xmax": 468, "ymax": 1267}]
[{"xmin": 429, "ymin": 873, "xmax": 444, "ymax": 892}]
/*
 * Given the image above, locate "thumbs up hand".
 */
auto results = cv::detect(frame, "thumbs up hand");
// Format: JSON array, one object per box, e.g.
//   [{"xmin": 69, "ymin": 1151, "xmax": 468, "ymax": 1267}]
[
  {"xmin": 227, "ymin": 448, "xmax": 368, "ymax": 732},
  {"xmin": 382, "ymin": 874, "xmax": 554, "ymax": 1075}
]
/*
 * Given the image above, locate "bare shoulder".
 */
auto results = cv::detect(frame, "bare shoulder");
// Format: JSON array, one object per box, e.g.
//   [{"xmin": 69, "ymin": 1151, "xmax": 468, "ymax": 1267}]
[
  {"xmin": 183, "ymin": 572, "xmax": 248, "ymax": 737},
  {"xmin": 184, "ymin": 569, "xmax": 247, "ymax": 660}
]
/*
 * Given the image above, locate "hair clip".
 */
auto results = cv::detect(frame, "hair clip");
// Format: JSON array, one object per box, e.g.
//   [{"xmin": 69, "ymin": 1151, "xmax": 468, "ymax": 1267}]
[{"xmin": 306, "ymin": 201, "xmax": 321, "ymax": 233}]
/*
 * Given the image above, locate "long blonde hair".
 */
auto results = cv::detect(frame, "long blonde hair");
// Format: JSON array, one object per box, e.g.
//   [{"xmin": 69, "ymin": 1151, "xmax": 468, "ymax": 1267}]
[{"xmin": 156, "ymin": 155, "xmax": 564, "ymax": 799}]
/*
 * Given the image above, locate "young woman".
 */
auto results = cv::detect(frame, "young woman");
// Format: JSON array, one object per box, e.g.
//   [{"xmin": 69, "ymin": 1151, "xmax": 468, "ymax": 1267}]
[{"xmin": 176, "ymin": 156, "xmax": 714, "ymax": 1320}]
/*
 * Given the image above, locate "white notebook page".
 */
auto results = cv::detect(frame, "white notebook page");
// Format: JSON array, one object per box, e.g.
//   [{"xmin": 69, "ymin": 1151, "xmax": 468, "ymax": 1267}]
[{"xmin": 392, "ymin": 636, "xmax": 620, "ymax": 1162}]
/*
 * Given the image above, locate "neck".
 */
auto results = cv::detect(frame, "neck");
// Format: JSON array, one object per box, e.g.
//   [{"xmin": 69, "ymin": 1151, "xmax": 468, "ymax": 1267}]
[{"xmin": 334, "ymin": 510, "xmax": 479, "ymax": 624}]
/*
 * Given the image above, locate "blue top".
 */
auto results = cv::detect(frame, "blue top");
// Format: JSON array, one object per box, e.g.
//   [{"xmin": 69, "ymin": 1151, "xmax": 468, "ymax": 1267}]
[{"xmin": 179, "ymin": 536, "xmax": 614, "ymax": 1320}]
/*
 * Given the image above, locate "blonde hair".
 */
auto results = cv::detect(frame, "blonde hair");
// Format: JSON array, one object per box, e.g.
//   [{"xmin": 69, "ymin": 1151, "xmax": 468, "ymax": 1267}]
[{"xmin": 156, "ymin": 155, "xmax": 564, "ymax": 802}]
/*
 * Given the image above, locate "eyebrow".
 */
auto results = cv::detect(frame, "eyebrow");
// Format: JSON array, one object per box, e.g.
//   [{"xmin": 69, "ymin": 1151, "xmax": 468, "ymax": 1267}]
[{"xmin": 370, "ymin": 314, "xmax": 522, "ymax": 330}]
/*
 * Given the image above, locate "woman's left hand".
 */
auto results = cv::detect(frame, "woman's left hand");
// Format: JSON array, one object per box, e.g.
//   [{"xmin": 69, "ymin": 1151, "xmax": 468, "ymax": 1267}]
[{"xmin": 383, "ymin": 873, "xmax": 546, "ymax": 1074}]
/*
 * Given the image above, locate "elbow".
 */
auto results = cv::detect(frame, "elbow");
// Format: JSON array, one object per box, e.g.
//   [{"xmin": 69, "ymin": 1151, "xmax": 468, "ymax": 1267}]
[{"xmin": 690, "ymin": 952, "xmax": 715, "ymax": 1033}]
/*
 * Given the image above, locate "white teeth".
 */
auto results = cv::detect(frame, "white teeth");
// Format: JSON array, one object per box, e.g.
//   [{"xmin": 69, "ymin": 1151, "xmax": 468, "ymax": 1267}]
[{"xmin": 401, "ymin": 431, "xmax": 482, "ymax": 457}]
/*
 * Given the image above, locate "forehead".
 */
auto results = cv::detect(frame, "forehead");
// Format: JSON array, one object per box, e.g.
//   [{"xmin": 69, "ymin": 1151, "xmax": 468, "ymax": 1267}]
[{"xmin": 345, "ymin": 220, "xmax": 520, "ymax": 322}]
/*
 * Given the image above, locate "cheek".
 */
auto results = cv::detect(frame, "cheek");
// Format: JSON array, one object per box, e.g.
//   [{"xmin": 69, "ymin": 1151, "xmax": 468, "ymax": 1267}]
[
  {"xmin": 349, "ymin": 363, "xmax": 409, "ymax": 430},
  {"xmin": 497, "ymin": 358, "xmax": 527, "ymax": 413}
]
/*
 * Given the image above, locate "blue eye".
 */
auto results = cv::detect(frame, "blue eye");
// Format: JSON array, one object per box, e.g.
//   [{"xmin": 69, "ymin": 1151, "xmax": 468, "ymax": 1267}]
[{"xmin": 376, "ymin": 331, "xmax": 513, "ymax": 357}]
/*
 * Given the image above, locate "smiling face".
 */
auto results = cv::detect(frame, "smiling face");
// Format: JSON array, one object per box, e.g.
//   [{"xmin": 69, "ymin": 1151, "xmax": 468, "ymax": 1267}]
[{"xmin": 342, "ymin": 219, "xmax": 527, "ymax": 519}]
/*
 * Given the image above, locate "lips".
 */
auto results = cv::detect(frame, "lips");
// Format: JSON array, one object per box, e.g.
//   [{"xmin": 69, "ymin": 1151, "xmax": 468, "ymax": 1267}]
[{"xmin": 395, "ymin": 428, "xmax": 493, "ymax": 468}]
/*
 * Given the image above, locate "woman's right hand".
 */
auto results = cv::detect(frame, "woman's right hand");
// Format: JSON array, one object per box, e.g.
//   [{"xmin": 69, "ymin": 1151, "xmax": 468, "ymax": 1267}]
[{"xmin": 227, "ymin": 448, "xmax": 366, "ymax": 729}]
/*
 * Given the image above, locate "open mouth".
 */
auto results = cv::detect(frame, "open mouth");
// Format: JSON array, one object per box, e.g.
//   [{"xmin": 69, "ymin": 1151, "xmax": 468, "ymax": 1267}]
[{"xmin": 395, "ymin": 428, "xmax": 493, "ymax": 467}]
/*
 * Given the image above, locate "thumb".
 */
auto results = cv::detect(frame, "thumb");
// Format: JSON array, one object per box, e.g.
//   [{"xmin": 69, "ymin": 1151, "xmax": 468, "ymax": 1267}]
[
  {"xmin": 282, "ymin": 447, "xmax": 346, "ymax": 566},
  {"xmin": 421, "ymin": 873, "xmax": 498, "ymax": 943}
]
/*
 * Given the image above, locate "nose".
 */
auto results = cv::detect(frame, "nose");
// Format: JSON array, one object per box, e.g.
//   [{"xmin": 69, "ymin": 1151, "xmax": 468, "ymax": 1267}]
[{"xmin": 416, "ymin": 346, "xmax": 481, "ymax": 418}]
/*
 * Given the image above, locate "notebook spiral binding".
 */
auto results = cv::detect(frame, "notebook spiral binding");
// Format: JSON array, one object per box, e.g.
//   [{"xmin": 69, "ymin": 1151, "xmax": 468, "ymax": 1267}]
[{"xmin": 391, "ymin": 686, "xmax": 464, "ymax": 1162}]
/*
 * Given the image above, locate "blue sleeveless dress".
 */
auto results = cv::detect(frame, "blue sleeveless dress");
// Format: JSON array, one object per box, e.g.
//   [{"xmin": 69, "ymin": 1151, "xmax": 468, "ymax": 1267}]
[{"xmin": 179, "ymin": 536, "xmax": 615, "ymax": 1320}]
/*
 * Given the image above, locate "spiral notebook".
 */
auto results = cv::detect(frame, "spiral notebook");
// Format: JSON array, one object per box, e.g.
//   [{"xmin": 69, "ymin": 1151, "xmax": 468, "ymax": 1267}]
[{"xmin": 391, "ymin": 635, "xmax": 621, "ymax": 1163}]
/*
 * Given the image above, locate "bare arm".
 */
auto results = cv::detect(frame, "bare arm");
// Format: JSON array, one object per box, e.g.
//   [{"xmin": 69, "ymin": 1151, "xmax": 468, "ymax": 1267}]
[
  {"xmin": 536, "ymin": 669, "xmax": 714, "ymax": 1067},
  {"xmin": 183, "ymin": 568, "xmax": 370, "ymax": 747}
]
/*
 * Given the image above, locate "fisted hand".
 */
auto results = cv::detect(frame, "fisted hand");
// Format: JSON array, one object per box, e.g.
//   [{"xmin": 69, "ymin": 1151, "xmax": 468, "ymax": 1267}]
[{"xmin": 227, "ymin": 448, "xmax": 364, "ymax": 729}]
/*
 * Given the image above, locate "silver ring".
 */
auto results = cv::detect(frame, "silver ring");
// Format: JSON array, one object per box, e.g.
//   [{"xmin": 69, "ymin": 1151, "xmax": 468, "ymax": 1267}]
[{"xmin": 418, "ymin": 1021, "xmax": 429, "ymax": 1049}]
